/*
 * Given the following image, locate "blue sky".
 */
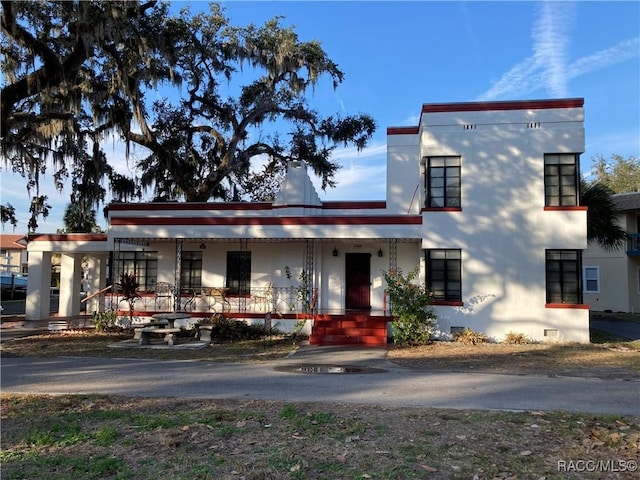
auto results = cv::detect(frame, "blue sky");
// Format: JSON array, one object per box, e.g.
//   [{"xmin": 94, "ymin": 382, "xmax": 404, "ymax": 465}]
[{"xmin": 1, "ymin": 0, "xmax": 639, "ymax": 232}]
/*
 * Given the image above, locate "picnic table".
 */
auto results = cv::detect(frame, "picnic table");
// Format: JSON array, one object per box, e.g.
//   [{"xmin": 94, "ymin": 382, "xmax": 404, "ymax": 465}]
[
  {"xmin": 136, "ymin": 327, "xmax": 182, "ymax": 346},
  {"xmin": 151, "ymin": 313, "xmax": 192, "ymax": 328}
]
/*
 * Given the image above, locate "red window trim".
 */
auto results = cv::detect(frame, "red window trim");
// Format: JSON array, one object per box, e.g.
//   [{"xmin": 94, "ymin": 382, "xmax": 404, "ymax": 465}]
[
  {"xmin": 422, "ymin": 207, "xmax": 463, "ymax": 213},
  {"xmin": 543, "ymin": 206, "xmax": 588, "ymax": 211},
  {"xmin": 432, "ymin": 300, "xmax": 464, "ymax": 307},
  {"xmin": 545, "ymin": 303, "xmax": 590, "ymax": 310}
]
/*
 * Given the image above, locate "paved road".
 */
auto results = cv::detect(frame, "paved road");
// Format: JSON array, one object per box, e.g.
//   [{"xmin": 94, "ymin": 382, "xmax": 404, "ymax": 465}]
[
  {"xmin": 591, "ymin": 320, "xmax": 640, "ymax": 340},
  {"xmin": 2, "ymin": 348, "xmax": 639, "ymax": 416}
]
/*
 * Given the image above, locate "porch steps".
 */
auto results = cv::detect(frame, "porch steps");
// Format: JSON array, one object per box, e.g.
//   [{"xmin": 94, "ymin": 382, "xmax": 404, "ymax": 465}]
[{"xmin": 310, "ymin": 314, "xmax": 389, "ymax": 346}]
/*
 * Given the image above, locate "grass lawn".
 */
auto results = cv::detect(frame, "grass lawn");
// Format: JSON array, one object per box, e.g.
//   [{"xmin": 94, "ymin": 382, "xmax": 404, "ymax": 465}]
[
  {"xmin": 1, "ymin": 326, "xmax": 639, "ymax": 479},
  {"xmin": 2, "ymin": 394, "xmax": 639, "ymax": 480}
]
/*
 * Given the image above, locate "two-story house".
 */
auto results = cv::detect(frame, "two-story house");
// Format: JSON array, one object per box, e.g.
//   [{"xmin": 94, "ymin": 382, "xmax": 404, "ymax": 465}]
[
  {"xmin": 1, "ymin": 234, "xmax": 28, "ymax": 295},
  {"xmin": 583, "ymin": 192, "xmax": 640, "ymax": 313},
  {"xmin": 25, "ymin": 97, "xmax": 590, "ymax": 342}
]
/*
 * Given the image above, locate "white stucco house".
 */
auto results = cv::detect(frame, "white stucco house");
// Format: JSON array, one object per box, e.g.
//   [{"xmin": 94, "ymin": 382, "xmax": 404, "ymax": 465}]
[
  {"xmin": 25, "ymin": 97, "xmax": 590, "ymax": 343},
  {"xmin": 583, "ymin": 192, "xmax": 640, "ymax": 313}
]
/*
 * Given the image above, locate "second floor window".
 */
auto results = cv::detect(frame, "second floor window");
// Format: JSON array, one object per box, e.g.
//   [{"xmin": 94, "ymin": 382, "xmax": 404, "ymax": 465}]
[
  {"xmin": 425, "ymin": 156, "xmax": 461, "ymax": 208},
  {"xmin": 544, "ymin": 153, "xmax": 579, "ymax": 206}
]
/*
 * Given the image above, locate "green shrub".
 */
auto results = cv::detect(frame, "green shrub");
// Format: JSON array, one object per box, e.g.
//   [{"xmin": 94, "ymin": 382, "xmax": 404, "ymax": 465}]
[
  {"xmin": 207, "ymin": 314, "xmax": 275, "ymax": 341},
  {"xmin": 453, "ymin": 328, "xmax": 489, "ymax": 345},
  {"xmin": 91, "ymin": 310, "xmax": 119, "ymax": 332},
  {"xmin": 383, "ymin": 268, "xmax": 436, "ymax": 345},
  {"xmin": 504, "ymin": 331, "xmax": 532, "ymax": 345}
]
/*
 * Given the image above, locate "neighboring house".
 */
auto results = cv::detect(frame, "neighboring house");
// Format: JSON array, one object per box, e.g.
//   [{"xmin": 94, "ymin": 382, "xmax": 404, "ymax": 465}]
[
  {"xmin": 583, "ymin": 192, "xmax": 640, "ymax": 313},
  {"xmin": 0, "ymin": 234, "xmax": 28, "ymax": 273},
  {"xmin": 1, "ymin": 234, "xmax": 28, "ymax": 294},
  {"xmin": 25, "ymin": 98, "xmax": 590, "ymax": 342}
]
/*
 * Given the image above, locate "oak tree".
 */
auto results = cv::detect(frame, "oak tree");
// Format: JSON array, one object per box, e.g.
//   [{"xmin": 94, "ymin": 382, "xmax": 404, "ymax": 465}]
[{"xmin": 1, "ymin": 1, "xmax": 376, "ymax": 230}]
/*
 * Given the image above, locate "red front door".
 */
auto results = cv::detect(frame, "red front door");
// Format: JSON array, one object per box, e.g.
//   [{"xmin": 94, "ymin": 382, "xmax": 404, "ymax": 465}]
[{"xmin": 345, "ymin": 253, "xmax": 371, "ymax": 310}]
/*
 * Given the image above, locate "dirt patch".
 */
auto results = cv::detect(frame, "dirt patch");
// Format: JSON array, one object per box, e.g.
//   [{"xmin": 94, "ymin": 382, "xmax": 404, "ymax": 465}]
[
  {"xmin": 0, "ymin": 329, "xmax": 300, "ymax": 362},
  {"xmin": 387, "ymin": 341, "xmax": 640, "ymax": 380}
]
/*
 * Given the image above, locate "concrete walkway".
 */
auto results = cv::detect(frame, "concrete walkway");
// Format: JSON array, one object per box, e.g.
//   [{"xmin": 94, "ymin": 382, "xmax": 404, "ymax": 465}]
[{"xmin": 2, "ymin": 345, "xmax": 639, "ymax": 416}]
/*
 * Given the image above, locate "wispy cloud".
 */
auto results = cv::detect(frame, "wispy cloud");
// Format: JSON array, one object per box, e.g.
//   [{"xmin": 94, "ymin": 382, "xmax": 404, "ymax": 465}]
[
  {"xmin": 459, "ymin": 1, "xmax": 481, "ymax": 64},
  {"xmin": 312, "ymin": 161, "xmax": 387, "ymax": 200},
  {"xmin": 310, "ymin": 141, "xmax": 387, "ymax": 199},
  {"xmin": 331, "ymin": 142, "xmax": 387, "ymax": 162},
  {"xmin": 567, "ymin": 37, "xmax": 640, "ymax": 79},
  {"xmin": 479, "ymin": 1, "xmax": 576, "ymax": 100},
  {"xmin": 477, "ymin": 1, "xmax": 640, "ymax": 102},
  {"xmin": 532, "ymin": 1, "xmax": 574, "ymax": 97}
]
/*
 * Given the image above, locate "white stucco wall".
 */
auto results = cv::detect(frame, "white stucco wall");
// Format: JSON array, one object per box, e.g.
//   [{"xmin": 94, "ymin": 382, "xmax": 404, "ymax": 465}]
[{"xmin": 397, "ymin": 101, "xmax": 589, "ymax": 342}]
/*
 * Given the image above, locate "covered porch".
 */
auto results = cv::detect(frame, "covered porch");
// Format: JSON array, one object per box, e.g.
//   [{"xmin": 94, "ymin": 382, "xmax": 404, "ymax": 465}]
[
  {"xmin": 102, "ymin": 236, "xmax": 420, "ymax": 345},
  {"xmin": 106, "ymin": 236, "xmax": 419, "ymax": 315}
]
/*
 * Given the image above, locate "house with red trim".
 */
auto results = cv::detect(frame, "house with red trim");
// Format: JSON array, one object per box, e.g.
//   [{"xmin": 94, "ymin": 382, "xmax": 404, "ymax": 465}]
[{"xmin": 25, "ymin": 98, "xmax": 590, "ymax": 343}]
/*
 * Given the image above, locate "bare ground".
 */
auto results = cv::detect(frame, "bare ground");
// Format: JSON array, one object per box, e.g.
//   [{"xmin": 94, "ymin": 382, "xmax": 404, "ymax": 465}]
[{"xmin": 386, "ymin": 341, "xmax": 640, "ymax": 380}]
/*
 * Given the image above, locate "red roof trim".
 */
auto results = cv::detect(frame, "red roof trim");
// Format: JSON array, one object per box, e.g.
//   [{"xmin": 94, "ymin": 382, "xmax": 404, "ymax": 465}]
[
  {"xmin": 108, "ymin": 201, "xmax": 387, "ymax": 213},
  {"xmin": 387, "ymin": 126, "xmax": 419, "ymax": 135},
  {"xmin": 323, "ymin": 201, "xmax": 386, "ymax": 209},
  {"xmin": 28, "ymin": 234, "xmax": 108, "ymax": 242},
  {"xmin": 108, "ymin": 202, "xmax": 273, "ymax": 211},
  {"xmin": 110, "ymin": 216, "xmax": 422, "ymax": 226},
  {"xmin": 422, "ymin": 98, "xmax": 584, "ymax": 114},
  {"xmin": 271, "ymin": 204, "xmax": 322, "ymax": 210}
]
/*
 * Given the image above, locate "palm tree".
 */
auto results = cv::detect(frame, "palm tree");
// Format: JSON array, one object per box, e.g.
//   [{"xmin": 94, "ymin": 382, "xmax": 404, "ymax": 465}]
[
  {"xmin": 62, "ymin": 203, "xmax": 100, "ymax": 233},
  {"xmin": 581, "ymin": 180, "xmax": 627, "ymax": 251}
]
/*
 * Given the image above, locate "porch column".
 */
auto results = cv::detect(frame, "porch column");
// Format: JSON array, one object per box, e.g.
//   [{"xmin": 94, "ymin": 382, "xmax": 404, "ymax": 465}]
[
  {"xmin": 85, "ymin": 254, "xmax": 108, "ymax": 312},
  {"xmin": 25, "ymin": 251, "xmax": 52, "ymax": 321},
  {"xmin": 174, "ymin": 239, "xmax": 183, "ymax": 312},
  {"xmin": 59, "ymin": 253, "xmax": 82, "ymax": 317}
]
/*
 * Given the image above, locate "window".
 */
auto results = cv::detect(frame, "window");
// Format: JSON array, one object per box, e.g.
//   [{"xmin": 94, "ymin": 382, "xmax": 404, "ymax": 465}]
[
  {"xmin": 426, "ymin": 249, "xmax": 462, "ymax": 302},
  {"xmin": 544, "ymin": 154, "xmax": 579, "ymax": 206},
  {"xmin": 546, "ymin": 250, "xmax": 582, "ymax": 304},
  {"xmin": 118, "ymin": 251, "xmax": 158, "ymax": 291},
  {"xmin": 180, "ymin": 251, "xmax": 202, "ymax": 289},
  {"xmin": 583, "ymin": 266, "xmax": 599, "ymax": 293},
  {"xmin": 226, "ymin": 251, "xmax": 251, "ymax": 295},
  {"xmin": 425, "ymin": 156, "xmax": 461, "ymax": 208}
]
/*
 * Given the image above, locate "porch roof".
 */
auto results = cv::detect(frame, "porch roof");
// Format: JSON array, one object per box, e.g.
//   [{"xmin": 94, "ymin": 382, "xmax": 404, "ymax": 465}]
[{"xmin": 108, "ymin": 213, "xmax": 423, "ymax": 242}]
